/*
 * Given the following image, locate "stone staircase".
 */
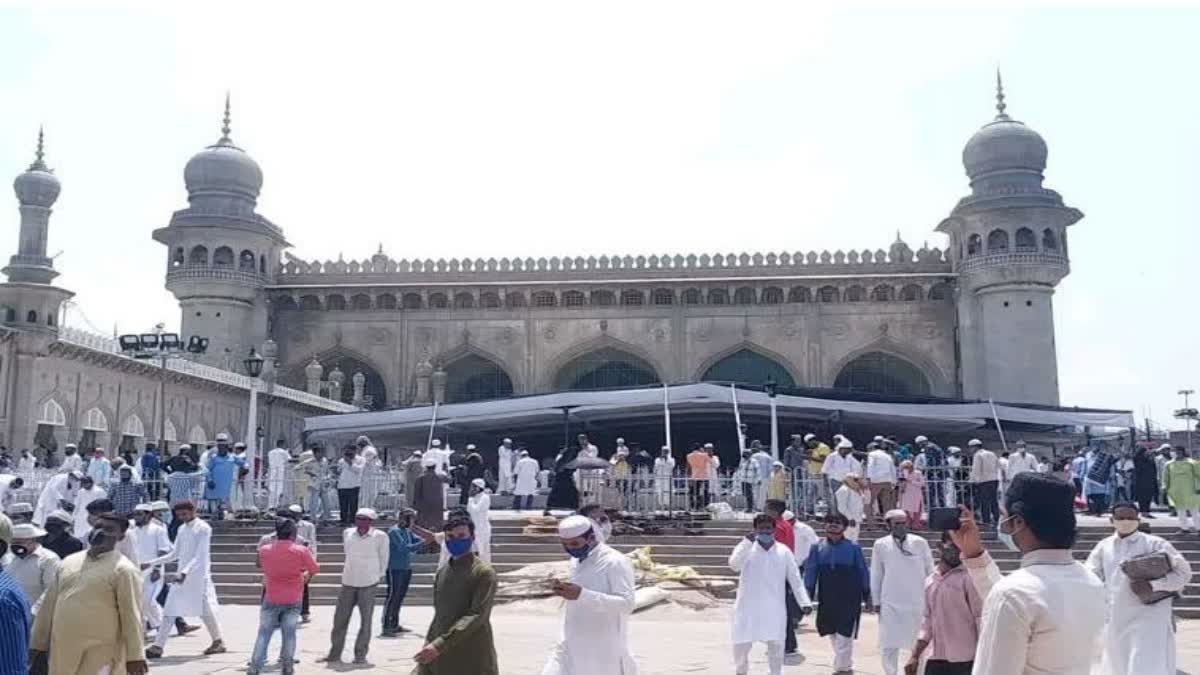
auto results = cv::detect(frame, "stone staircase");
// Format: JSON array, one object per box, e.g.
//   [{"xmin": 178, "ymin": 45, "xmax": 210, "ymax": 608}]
[{"xmin": 209, "ymin": 519, "xmax": 1200, "ymax": 619}]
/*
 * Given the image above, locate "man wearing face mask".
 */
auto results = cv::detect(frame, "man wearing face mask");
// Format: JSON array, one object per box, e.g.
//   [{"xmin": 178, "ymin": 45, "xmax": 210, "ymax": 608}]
[
  {"xmin": 31, "ymin": 512, "xmax": 148, "ymax": 675},
  {"xmin": 729, "ymin": 513, "xmax": 811, "ymax": 675},
  {"xmin": 414, "ymin": 516, "xmax": 498, "ymax": 674},
  {"xmin": 804, "ymin": 513, "xmax": 870, "ymax": 675},
  {"xmin": 322, "ymin": 507, "xmax": 388, "ymax": 665},
  {"xmin": 904, "ymin": 532, "xmax": 982, "ymax": 675},
  {"xmin": 1084, "ymin": 502, "xmax": 1191, "ymax": 675},
  {"xmin": 950, "ymin": 472, "xmax": 1105, "ymax": 675},
  {"xmin": 131, "ymin": 504, "xmax": 173, "ymax": 634},
  {"xmin": 72, "ymin": 475, "xmax": 106, "ymax": 539},
  {"xmin": 6, "ymin": 522, "xmax": 60, "ymax": 615},
  {"xmin": 870, "ymin": 509, "xmax": 933, "ymax": 675},
  {"xmin": 39, "ymin": 510, "xmax": 83, "ymax": 560},
  {"xmin": 146, "ymin": 500, "xmax": 225, "ymax": 659},
  {"xmin": 204, "ymin": 433, "xmax": 244, "ymax": 520},
  {"xmin": 540, "ymin": 514, "xmax": 636, "ymax": 675}
]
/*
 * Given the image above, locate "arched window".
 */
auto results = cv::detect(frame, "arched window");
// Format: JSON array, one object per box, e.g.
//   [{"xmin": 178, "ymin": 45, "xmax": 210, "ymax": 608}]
[
  {"xmin": 26, "ymin": 310, "xmax": 37, "ymax": 324},
  {"xmin": 929, "ymin": 283, "xmax": 952, "ymax": 301},
  {"xmin": 652, "ymin": 289, "xmax": 674, "ymax": 306},
  {"xmin": 213, "ymin": 246, "xmax": 234, "ymax": 267},
  {"xmin": 453, "ymin": 292, "xmax": 475, "ymax": 309},
  {"xmin": 816, "ymin": 286, "xmax": 839, "ymax": 303},
  {"xmin": 188, "ymin": 245, "xmax": 208, "ymax": 265},
  {"xmin": 701, "ymin": 349, "xmax": 795, "ymax": 387},
  {"xmin": 591, "ymin": 290, "xmax": 616, "ymax": 306},
  {"xmin": 707, "ymin": 289, "xmax": 729, "ymax": 305},
  {"xmin": 532, "ymin": 291, "xmax": 557, "ymax": 307},
  {"xmin": 563, "ymin": 291, "xmax": 587, "ymax": 307},
  {"xmin": 376, "ymin": 293, "xmax": 397, "ymax": 310},
  {"xmin": 620, "ymin": 290, "xmax": 644, "ymax": 306},
  {"xmin": 1015, "ymin": 227, "xmax": 1037, "ymax": 252},
  {"xmin": 682, "ymin": 288, "xmax": 702, "ymax": 305},
  {"xmin": 870, "ymin": 284, "xmax": 894, "ymax": 302},
  {"xmin": 505, "ymin": 292, "xmax": 527, "ymax": 308},
  {"xmin": 4, "ymin": 308, "xmax": 13, "ymax": 323},
  {"xmin": 987, "ymin": 229, "xmax": 1009, "ymax": 253},
  {"xmin": 38, "ymin": 399, "xmax": 66, "ymax": 426},
  {"xmin": 402, "ymin": 293, "xmax": 423, "ymax": 309},
  {"xmin": 967, "ymin": 234, "xmax": 982, "ymax": 256},
  {"xmin": 834, "ymin": 351, "xmax": 931, "ymax": 396},
  {"xmin": 734, "ymin": 287, "xmax": 756, "ymax": 305},
  {"xmin": 350, "ymin": 294, "xmax": 372, "ymax": 310},
  {"xmin": 428, "ymin": 293, "xmax": 448, "ymax": 309},
  {"xmin": 326, "ymin": 294, "xmax": 347, "ymax": 310},
  {"xmin": 844, "ymin": 286, "xmax": 866, "ymax": 302},
  {"xmin": 239, "ymin": 250, "xmax": 256, "ymax": 271},
  {"xmin": 1042, "ymin": 228, "xmax": 1059, "ymax": 251},
  {"xmin": 172, "ymin": 248, "xmax": 185, "ymax": 267},
  {"xmin": 299, "ymin": 295, "xmax": 321, "ymax": 310},
  {"xmin": 761, "ymin": 287, "xmax": 784, "ymax": 304},
  {"xmin": 480, "ymin": 292, "xmax": 501, "ymax": 309},
  {"xmin": 122, "ymin": 415, "xmax": 145, "ymax": 438},
  {"xmin": 788, "ymin": 287, "xmax": 811, "ymax": 303},
  {"xmin": 188, "ymin": 424, "xmax": 208, "ymax": 445},
  {"xmin": 83, "ymin": 407, "xmax": 109, "ymax": 432},
  {"xmin": 899, "ymin": 284, "xmax": 922, "ymax": 302},
  {"xmin": 554, "ymin": 347, "xmax": 660, "ymax": 390},
  {"xmin": 163, "ymin": 419, "xmax": 178, "ymax": 443},
  {"xmin": 444, "ymin": 354, "xmax": 515, "ymax": 403}
]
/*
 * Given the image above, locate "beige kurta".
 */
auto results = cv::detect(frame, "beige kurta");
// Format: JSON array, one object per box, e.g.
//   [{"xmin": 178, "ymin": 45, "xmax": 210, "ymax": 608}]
[{"xmin": 31, "ymin": 549, "xmax": 144, "ymax": 675}]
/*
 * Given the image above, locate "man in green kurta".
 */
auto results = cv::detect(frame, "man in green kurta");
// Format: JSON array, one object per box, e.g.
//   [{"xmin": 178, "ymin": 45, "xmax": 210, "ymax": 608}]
[
  {"xmin": 413, "ymin": 516, "xmax": 498, "ymax": 674},
  {"xmin": 1163, "ymin": 446, "xmax": 1200, "ymax": 533}
]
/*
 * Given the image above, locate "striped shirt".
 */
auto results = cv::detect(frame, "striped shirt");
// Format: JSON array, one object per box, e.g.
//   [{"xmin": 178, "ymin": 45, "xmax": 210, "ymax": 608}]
[{"xmin": 0, "ymin": 569, "xmax": 30, "ymax": 674}]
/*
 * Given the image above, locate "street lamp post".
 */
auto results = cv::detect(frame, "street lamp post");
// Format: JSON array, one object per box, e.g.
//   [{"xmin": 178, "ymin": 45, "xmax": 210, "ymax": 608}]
[
  {"xmin": 765, "ymin": 377, "xmax": 779, "ymax": 460},
  {"xmin": 243, "ymin": 348, "xmax": 265, "ymax": 470}
]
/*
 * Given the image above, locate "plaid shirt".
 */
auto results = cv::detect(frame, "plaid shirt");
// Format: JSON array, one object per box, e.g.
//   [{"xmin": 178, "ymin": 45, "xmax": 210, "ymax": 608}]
[{"xmin": 108, "ymin": 481, "xmax": 147, "ymax": 515}]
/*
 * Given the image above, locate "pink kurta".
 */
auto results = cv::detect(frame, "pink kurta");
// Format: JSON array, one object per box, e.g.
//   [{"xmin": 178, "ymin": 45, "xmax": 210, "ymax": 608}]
[{"xmin": 899, "ymin": 469, "xmax": 924, "ymax": 516}]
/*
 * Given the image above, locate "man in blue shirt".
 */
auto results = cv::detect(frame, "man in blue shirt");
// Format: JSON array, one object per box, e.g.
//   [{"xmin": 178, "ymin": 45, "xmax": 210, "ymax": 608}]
[
  {"xmin": 0, "ymin": 513, "xmax": 31, "ymax": 675},
  {"xmin": 381, "ymin": 509, "xmax": 432, "ymax": 636},
  {"xmin": 805, "ymin": 512, "xmax": 871, "ymax": 675},
  {"xmin": 140, "ymin": 443, "xmax": 161, "ymax": 500}
]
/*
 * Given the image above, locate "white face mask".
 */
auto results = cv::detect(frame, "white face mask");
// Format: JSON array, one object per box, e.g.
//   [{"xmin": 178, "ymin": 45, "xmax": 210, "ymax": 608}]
[{"xmin": 1113, "ymin": 519, "xmax": 1140, "ymax": 536}]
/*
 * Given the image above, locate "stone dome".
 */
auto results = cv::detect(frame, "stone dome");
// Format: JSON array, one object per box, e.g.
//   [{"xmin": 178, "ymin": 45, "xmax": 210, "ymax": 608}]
[
  {"xmin": 14, "ymin": 130, "xmax": 60, "ymax": 208},
  {"xmin": 184, "ymin": 140, "xmax": 262, "ymax": 201},
  {"xmin": 962, "ymin": 116, "xmax": 1047, "ymax": 179}
]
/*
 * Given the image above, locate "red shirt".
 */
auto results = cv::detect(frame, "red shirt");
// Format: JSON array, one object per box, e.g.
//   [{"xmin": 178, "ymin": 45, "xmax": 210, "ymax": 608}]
[
  {"xmin": 773, "ymin": 517, "xmax": 795, "ymax": 552},
  {"xmin": 259, "ymin": 539, "xmax": 319, "ymax": 605}
]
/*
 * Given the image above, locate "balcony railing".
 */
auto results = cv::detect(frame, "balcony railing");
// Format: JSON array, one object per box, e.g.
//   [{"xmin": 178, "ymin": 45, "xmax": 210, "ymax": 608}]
[
  {"xmin": 166, "ymin": 266, "xmax": 265, "ymax": 284},
  {"xmin": 958, "ymin": 252, "xmax": 1068, "ymax": 273}
]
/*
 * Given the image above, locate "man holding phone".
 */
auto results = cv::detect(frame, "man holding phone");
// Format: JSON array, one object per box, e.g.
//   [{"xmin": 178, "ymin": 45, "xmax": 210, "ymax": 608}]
[{"xmin": 905, "ymin": 532, "xmax": 982, "ymax": 675}]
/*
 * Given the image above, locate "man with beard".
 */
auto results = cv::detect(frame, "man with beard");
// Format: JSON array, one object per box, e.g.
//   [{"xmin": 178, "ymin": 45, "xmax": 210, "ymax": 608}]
[
  {"xmin": 145, "ymin": 500, "xmax": 225, "ymax": 658},
  {"xmin": 37, "ymin": 510, "xmax": 82, "ymax": 560},
  {"xmin": 870, "ymin": 509, "xmax": 933, "ymax": 675},
  {"xmin": 804, "ymin": 513, "xmax": 870, "ymax": 675},
  {"xmin": 5, "ymin": 522, "xmax": 59, "ymax": 615},
  {"xmin": 131, "ymin": 504, "xmax": 173, "ymax": 634},
  {"xmin": 904, "ymin": 532, "xmax": 982, "ymax": 675}
]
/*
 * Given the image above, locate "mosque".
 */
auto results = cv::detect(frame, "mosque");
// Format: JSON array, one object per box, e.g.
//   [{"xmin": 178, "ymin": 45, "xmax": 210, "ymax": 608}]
[{"xmin": 0, "ymin": 77, "xmax": 1088, "ymax": 452}]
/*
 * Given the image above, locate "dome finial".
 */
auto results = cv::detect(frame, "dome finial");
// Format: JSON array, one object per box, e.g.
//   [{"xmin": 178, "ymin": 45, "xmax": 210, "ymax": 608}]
[
  {"xmin": 219, "ymin": 91, "xmax": 233, "ymax": 145},
  {"xmin": 28, "ymin": 126, "xmax": 48, "ymax": 172},
  {"xmin": 995, "ymin": 69, "xmax": 1009, "ymax": 120}
]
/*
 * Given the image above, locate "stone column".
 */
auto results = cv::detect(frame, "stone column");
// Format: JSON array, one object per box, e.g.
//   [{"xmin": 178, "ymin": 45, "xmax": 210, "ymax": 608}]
[
  {"xmin": 413, "ymin": 352, "xmax": 433, "ymax": 405},
  {"xmin": 328, "ymin": 366, "xmax": 345, "ymax": 402},
  {"xmin": 351, "ymin": 371, "xmax": 366, "ymax": 407},
  {"xmin": 304, "ymin": 357, "xmax": 323, "ymax": 395},
  {"xmin": 431, "ymin": 364, "xmax": 447, "ymax": 405}
]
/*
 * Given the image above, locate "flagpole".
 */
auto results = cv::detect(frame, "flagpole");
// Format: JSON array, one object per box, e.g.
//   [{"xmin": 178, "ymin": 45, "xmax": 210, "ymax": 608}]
[
  {"xmin": 988, "ymin": 398, "xmax": 1009, "ymax": 453},
  {"xmin": 663, "ymin": 383, "xmax": 673, "ymax": 451},
  {"xmin": 731, "ymin": 383, "xmax": 745, "ymax": 454}
]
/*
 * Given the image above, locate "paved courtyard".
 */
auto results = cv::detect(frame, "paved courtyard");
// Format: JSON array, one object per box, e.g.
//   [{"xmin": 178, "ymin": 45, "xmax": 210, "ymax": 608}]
[{"xmin": 146, "ymin": 599, "xmax": 1200, "ymax": 674}]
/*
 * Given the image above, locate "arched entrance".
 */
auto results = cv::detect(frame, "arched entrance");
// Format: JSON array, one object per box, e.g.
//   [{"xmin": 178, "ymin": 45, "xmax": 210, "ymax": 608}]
[
  {"xmin": 444, "ymin": 354, "xmax": 515, "ymax": 403},
  {"xmin": 833, "ymin": 351, "xmax": 931, "ymax": 396},
  {"xmin": 553, "ymin": 348, "xmax": 660, "ymax": 391},
  {"xmin": 700, "ymin": 348, "xmax": 796, "ymax": 387}
]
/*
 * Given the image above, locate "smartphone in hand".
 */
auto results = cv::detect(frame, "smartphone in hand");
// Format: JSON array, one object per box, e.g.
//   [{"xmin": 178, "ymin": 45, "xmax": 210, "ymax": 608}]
[{"xmin": 928, "ymin": 507, "xmax": 961, "ymax": 530}]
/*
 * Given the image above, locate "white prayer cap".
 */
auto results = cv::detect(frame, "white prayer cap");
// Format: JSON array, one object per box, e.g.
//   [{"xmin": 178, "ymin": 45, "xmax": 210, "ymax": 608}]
[
  {"xmin": 466, "ymin": 444, "xmax": 476, "ymax": 450},
  {"xmin": 558, "ymin": 515, "xmax": 593, "ymax": 539},
  {"xmin": 233, "ymin": 442, "xmax": 247, "ymax": 450},
  {"xmin": 178, "ymin": 444, "xmax": 192, "ymax": 451},
  {"xmin": 518, "ymin": 450, "xmax": 529, "ymax": 457},
  {"xmin": 1015, "ymin": 440, "xmax": 1026, "ymax": 447},
  {"xmin": 11, "ymin": 523, "xmax": 45, "ymax": 539},
  {"xmin": 836, "ymin": 439, "xmax": 853, "ymax": 450},
  {"xmin": 948, "ymin": 446, "xmax": 962, "ymax": 454},
  {"xmin": 617, "ymin": 447, "xmax": 629, "ymax": 456},
  {"xmin": 803, "ymin": 433, "xmax": 816, "ymax": 442},
  {"xmin": 842, "ymin": 473, "xmax": 861, "ymax": 485},
  {"xmin": 1159, "ymin": 443, "xmax": 1173, "ymax": 451},
  {"xmin": 914, "ymin": 435, "xmax": 928, "ymax": 444},
  {"xmin": 133, "ymin": 503, "xmax": 153, "ymax": 513},
  {"xmin": 5, "ymin": 503, "xmax": 32, "ymax": 515},
  {"xmin": 422, "ymin": 457, "xmax": 438, "ymax": 468},
  {"xmin": 782, "ymin": 510, "xmax": 795, "ymax": 521},
  {"xmin": 430, "ymin": 439, "xmax": 442, "ymax": 447},
  {"xmin": 356, "ymin": 435, "xmax": 371, "ymax": 445},
  {"xmin": 46, "ymin": 509, "xmax": 72, "ymax": 525},
  {"xmin": 471, "ymin": 478, "xmax": 485, "ymax": 489},
  {"xmin": 833, "ymin": 434, "xmax": 845, "ymax": 442},
  {"xmin": 288, "ymin": 504, "xmax": 303, "ymax": 514},
  {"xmin": 215, "ymin": 432, "xmax": 231, "ymax": 442},
  {"xmin": 661, "ymin": 445, "xmax": 671, "ymax": 452},
  {"xmin": 616, "ymin": 437, "xmax": 625, "ymax": 444},
  {"xmin": 884, "ymin": 509, "xmax": 908, "ymax": 521},
  {"xmin": 968, "ymin": 439, "xmax": 983, "ymax": 447},
  {"xmin": 149, "ymin": 501, "xmax": 170, "ymax": 511},
  {"xmin": 355, "ymin": 508, "xmax": 378, "ymax": 520},
  {"xmin": 502, "ymin": 438, "xmax": 512, "ymax": 443},
  {"xmin": 773, "ymin": 461, "xmax": 784, "ymax": 468},
  {"xmin": 703, "ymin": 442, "xmax": 714, "ymax": 449},
  {"xmin": 64, "ymin": 443, "xmax": 77, "ymax": 449},
  {"xmin": 873, "ymin": 435, "xmax": 885, "ymax": 443}
]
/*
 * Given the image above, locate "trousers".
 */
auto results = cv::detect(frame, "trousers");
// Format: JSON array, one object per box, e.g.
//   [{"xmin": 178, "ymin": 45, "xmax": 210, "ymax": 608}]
[
  {"xmin": 688, "ymin": 481, "xmax": 709, "ymax": 510},
  {"xmin": 329, "ymin": 584, "xmax": 376, "ymax": 659},
  {"xmin": 338, "ymin": 487, "xmax": 360, "ymax": 525},
  {"xmin": 513, "ymin": 494, "xmax": 534, "ymax": 510},
  {"xmin": 155, "ymin": 592, "xmax": 222, "ymax": 648},
  {"xmin": 881, "ymin": 647, "xmax": 905, "ymax": 675},
  {"xmin": 974, "ymin": 481, "xmax": 1000, "ymax": 525},
  {"xmin": 142, "ymin": 573, "xmax": 164, "ymax": 629},
  {"xmin": 867, "ymin": 482, "xmax": 896, "ymax": 523},
  {"xmin": 1179, "ymin": 507, "xmax": 1200, "ymax": 531},
  {"xmin": 925, "ymin": 659, "xmax": 974, "ymax": 675},
  {"xmin": 830, "ymin": 634, "xmax": 853, "ymax": 672},
  {"xmin": 741, "ymin": 482, "xmax": 756, "ymax": 512},
  {"xmin": 784, "ymin": 583, "xmax": 801, "ymax": 653},
  {"xmin": 249, "ymin": 602, "xmax": 300, "ymax": 673},
  {"xmin": 733, "ymin": 640, "xmax": 783, "ymax": 675},
  {"xmin": 382, "ymin": 570, "xmax": 412, "ymax": 632}
]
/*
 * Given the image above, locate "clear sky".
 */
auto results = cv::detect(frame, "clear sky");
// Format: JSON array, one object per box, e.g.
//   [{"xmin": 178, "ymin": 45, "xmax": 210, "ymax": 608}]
[{"xmin": 0, "ymin": 3, "xmax": 1194, "ymax": 431}]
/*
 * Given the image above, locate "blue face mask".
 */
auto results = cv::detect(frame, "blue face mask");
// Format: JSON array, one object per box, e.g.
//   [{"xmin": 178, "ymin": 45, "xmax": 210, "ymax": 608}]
[
  {"xmin": 997, "ymin": 516, "xmax": 1021, "ymax": 552},
  {"xmin": 564, "ymin": 542, "xmax": 592, "ymax": 560},
  {"xmin": 445, "ymin": 537, "xmax": 473, "ymax": 557},
  {"xmin": 756, "ymin": 532, "xmax": 775, "ymax": 549}
]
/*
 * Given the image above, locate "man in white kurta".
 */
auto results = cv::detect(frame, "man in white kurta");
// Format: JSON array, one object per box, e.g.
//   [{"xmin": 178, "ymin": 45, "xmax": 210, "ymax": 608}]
[
  {"xmin": 131, "ymin": 504, "xmax": 173, "ymax": 632},
  {"xmin": 466, "ymin": 479, "xmax": 493, "ymax": 562},
  {"xmin": 147, "ymin": 501, "xmax": 225, "ymax": 658},
  {"xmin": 1085, "ymin": 503, "xmax": 1192, "ymax": 675},
  {"xmin": 653, "ymin": 448, "xmax": 675, "ymax": 509},
  {"xmin": 497, "ymin": 439, "xmax": 516, "ymax": 494},
  {"xmin": 542, "ymin": 515, "xmax": 637, "ymax": 675},
  {"xmin": 73, "ymin": 477, "xmax": 107, "ymax": 538},
  {"xmin": 870, "ymin": 509, "xmax": 934, "ymax": 675},
  {"xmin": 514, "ymin": 450, "xmax": 540, "ymax": 510},
  {"xmin": 267, "ymin": 442, "xmax": 292, "ymax": 508},
  {"xmin": 729, "ymin": 514, "xmax": 812, "ymax": 675},
  {"xmin": 33, "ymin": 470, "xmax": 79, "ymax": 526}
]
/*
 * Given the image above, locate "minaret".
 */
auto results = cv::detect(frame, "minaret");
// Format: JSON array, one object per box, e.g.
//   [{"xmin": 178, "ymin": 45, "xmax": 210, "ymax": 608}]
[
  {"xmin": 938, "ymin": 73, "xmax": 1082, "ymax": 404},
  {"xmin": 152, "ymin": 95, "xmax": 289, "ymax": 367},
  {"xmin": 0, "ymin": 128, "xmax": 75, "ymax": 332}
]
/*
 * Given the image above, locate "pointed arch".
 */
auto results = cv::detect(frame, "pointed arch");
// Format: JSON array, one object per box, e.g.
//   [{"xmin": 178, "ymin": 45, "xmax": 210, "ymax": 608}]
[
  {"xmin": 38, "ymin": 398, "xmax": 67, "ymax": 426},
  {"xmin": 188, "ymin": 424, "xmax": 209, "ymax": 445},
  {"xmin": 280, "ymin": 346, "xmax": 389, "ymax": 408},
  {"xmin": 122, "ymin": 414, "xmax": 146, "ymax": 438},
  {"xmin": 83, "ymin": 407, "xmax": 109, "ymax": 431},
  {"xmin": 437, "ymin": 346, "xmax": 517, "ymax": 403},
  {"xmin": 546, "ymin": 335, "xmax": 664, "ymax": 391},
  {"xmin": 826, "ymin": 337, "xmax": 946, "ymax": 396},
  {"xmin": 696, "ymin": 343, "xmax": 799, "ymax": 387},
  {"xmin": 163, "ymin": 418, "xmax": 179, "ymax": 443}
]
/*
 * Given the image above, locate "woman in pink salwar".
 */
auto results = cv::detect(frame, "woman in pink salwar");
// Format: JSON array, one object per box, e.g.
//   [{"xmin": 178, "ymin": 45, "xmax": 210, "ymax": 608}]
[{"xmin": 897, "ymin": 460, "xmax": 924, "ymax": 527}]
